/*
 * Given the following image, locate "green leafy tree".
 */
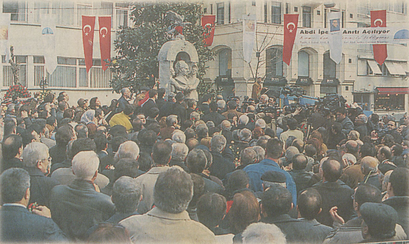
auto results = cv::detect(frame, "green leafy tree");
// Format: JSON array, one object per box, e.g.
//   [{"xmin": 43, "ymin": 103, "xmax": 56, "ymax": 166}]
[{"xmin": 110, "ymin": 3, "xmax": 215, "ymax": 98}]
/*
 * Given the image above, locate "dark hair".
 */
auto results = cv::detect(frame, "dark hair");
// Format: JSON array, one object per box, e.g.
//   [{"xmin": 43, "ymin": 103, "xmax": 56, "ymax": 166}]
[
  {"xmin": 298, "ymin": 188, "xmax": 322, "ymax": 220},
  {"xmin": 138, "ymin": 152, "xmax": 153, "ymax": 172},
  {"xmin": 292, "ymin": 154, "xmax": 308, "ymax": 170},
  {"xmin": 287, "ymin": 118, "xmax": 298, "ymax": 130},
  {"xmin": 186, "ymin": 149, "xmax": 207, "ymax": 174},
  {"xmin": 152, "ymin": 141, "xmax": 172, "ymax": 166},
  {"xmin": 2, "ymin": 134, "xmax": 23, "ymax": 160},
  {"xmin": 355, "ymin": 184, "xmax": 382, "ymax": 210},
  {"xmin": 46, "ymin": 116, "xmax": 57, "ymax": 126},
  {"xmin": 265, "ymin": 138, "xmax": 283, "ymax": 158},
  {"xmin": 225, "ymin": 170, "xmax": 249, "ymax": 200},
  {"xmin": 228, "ymin": 191, "xmax": 260, "ymax": 234},
  {"xmin": 114, "ymin": 158, "xmax": 140, "ymax": 181},
  {"xmin": 154, "ymin": 167, "xmax": 193, "ymax": 213},
  {"xmin": 109, "ymin": 125, "xmax": 127, "ymax": 138},
  {"xmin": 336, "ymin": 107, "xmax": 347, "ymax": 115},
  {"xmin": 123, "ymin": 104, "xmax": 134, "ymax": 116},
  {"xmin": 379, "ymin": 146, "xmax": 392, "ymax": 160},
  {"xmin": 184, "ymin": 128, "xmax": 195, "ymax": 140},
  {"xmin": 111, "ymin": 136, "xmax": 128, "ymax": 153},
  {"xmin": 89, "ymin": 97, "xmax": 99, "ymax": 109},
  {"xmin": 3, "ymin": 118, "xmax": 16, "ymax": 137},
  {"xmin": 197, "ymin": 193, "xmax": 227, "ymax": 230},
  {"xmin": 148, "ymin": 107, "xmax": 160, "ymax": 118},
  {"xmin": 261, "ymin": 185, "xmax": 292, "ymax": 217},
  {"xmin": 148, "ymin": 89, "xmax": 158, "ymax": 98},
  {"xmin": 63, "ymin": 108, "xmax": 74, "ymax": 119},
  {"xmin": 137, "ymin": 129, "xmax": 157, "ymax": 146},
  {"xmin": 94, "ymin": 108, "xmax": 103, "ymax": 118},
  {"xmin": 227, "ymin": 100, "xmax": 236, "ymax": 110},
  {"xmin": 75, "ymin": 123, "xmax": 88, "ymax": 139},
  {"xmin": 392, "ymin": 144, "xmax": 403, "ymax": 156},
  {"xmin": 55, "ymin": 125, "xmax": 74, "ymax": 146},
  {"xmin": 209, "ymin": 102, "xmax": 218, "ymax": 112},
  {"xmin": 389, "ymin": 167, "xmax": 409, "ymax": 196},
  {"xmin": 1, "ymin": 168, "xmax": 30, "ymax": 203},
  {"xmin": 58, "ymin": 101, "xmax": 67, "ymax": 111},
  {"xmin": 71, "ymin": 138, "xmax": 96, "ymax": 158},
  {"xmin": 43, "ymin": 93, "xmax": 55, "ymax": 103},
  {"xmin": 87, "ymin": 223, "xmax": 130, "ymax": 243},
  {"xmin": 189, "ymin": 173, "xmax": 205, "ymax": 209},
  {"xmin": 158, "ymin": 88, "xmax": 166, "ymax": 98},
  {"xmin": 331, "ymin": 122, "xmax": 343, "ymax": 134},
  {"xmin": 94, "ymin": 133, "xmax": 108, "ymax": 152},
  {"xmin": 112, "ymin": 176, "xmax": 141, "ymax": 213},
  {"xmin": 360, "ymin": 143, "xmax": 377, "ymax": 157},
  {"xmin": 322, "ymin": 159, "xmax": 342, "ymax": 182}
]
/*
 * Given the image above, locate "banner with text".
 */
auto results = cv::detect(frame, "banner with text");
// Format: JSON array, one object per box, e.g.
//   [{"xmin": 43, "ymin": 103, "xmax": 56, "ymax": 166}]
[{"xmin": 295, "ymin": 27, "xmax": 409, "ymax": 45}]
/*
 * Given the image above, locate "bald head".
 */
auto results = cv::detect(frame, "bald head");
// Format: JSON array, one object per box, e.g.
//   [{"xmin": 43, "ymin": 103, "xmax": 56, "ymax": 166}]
[
  {"xmin": 346, "ymin": 140, "xmax": 359, "ymax": 155},
  {"xmin": 361, "ymin": 156, "xmax": 378, "ymax": 175},
  {"xmin": 322, "ymin": 159, "xmax": 342, "ymax": 182}
]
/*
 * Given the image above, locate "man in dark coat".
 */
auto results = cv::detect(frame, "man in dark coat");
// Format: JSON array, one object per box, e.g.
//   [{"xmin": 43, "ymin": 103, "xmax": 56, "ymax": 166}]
[
  {"xmin": 198, "ymin": 94, "xmax": 212, "ymax": 116},
  {"xmin": 142, "ymin": 89, "xmax": 158, "ymax": 117},
  {"xmin": 23, "ymin": 142, "xmax": 59, "ymax": 208},
  {"xmin": 172, "ymin": 92, "xmax": 187, "ymax": 124},
  {"xmin": 1, "ymin": 134, "xmax": 24, "ymax": 172},
  {"xmin": 0, "ymin": 168, "xmax": 67, "ymax": 242},
  {"xmin": 383, "ymin": 167, "xmax": 409, "ymax": 236},
  {"xmin": 312, "ymin": 159, "xmax": 354, "ymax": 227},
  {"xmin": 335, "ymin": 107, "xmax": 354, "ymax": 135},
  {"xmin": 260, "ymin": 185, "xmax": 323, "ymax": 244},
  {"xmin": 202, "ymin": 102, "xmax": 226, "ymax": 127},
  {"xmin": 117, "ymin": 87, "xmax": 132, "ymax": 113},
  {"xmin": 50, "ymin": 151, "xmax": 115, "ymax": 241},
  {"xmin": 289, "ymin": 154, "xmax": 314, "ymax": 194},
  {"xmin": 209, "ymin": 135, "xmax": 235, "ymax": 181}
]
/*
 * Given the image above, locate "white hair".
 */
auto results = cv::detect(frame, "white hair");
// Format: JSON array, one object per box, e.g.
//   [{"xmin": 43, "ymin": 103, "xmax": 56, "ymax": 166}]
[
  {"xmin": 172, "ymin": 130, "xmax": 186, "ymax": 143},
  {"xmin": 342, "ymin": 153, "xmax": 356, "ymax": 166},
  {"xmin": 239, "ymin": 115, "xmax": 249, "ymax": 125},
  {"xmin": 115, "ymin": 141, "xmax": 140, "ymax": 162},
  {"xmin": 217, "ymin": 100, "xmax": 226, "ymax": 109},
  {"xmin": 243, "ymin": 223, "xmax": 286, "ymax": 244},
  {"xmin": 221, "ymin": 120, "xmax": 231, "ymax": 131},
  {"xmin": 22, "ymin": 142, "xmax": 49, "ymax": 167},
  {"xmin": 72, "ymin": 151, "xmax": 99, "ymax": 180},
  {"xmin": 255, "ymin": 118, "xmax": 266, "ymax": 129},
  {"xmin": 239, "ymin": 128, "xmax": 252, "ymax": 142},
  {"xmin": 190, "ymin": 112, "xmax": 200, "ymax": 121},
  {"xmin": 171, "ymin": 143, "xmax": 189, "ymax": 161}
]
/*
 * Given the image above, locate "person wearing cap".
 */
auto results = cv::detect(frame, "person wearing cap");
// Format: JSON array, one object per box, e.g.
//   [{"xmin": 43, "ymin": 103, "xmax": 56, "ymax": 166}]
[
  {"xmin": 324, "ymin": 184, "xmax": 407, "ymax": 243},
  {"xmin": 118, "ymin": 88, "xmax": 132, "ymax": 113},
  {"xmin": 360, "ymin": 202, "xmax": 400, "ymax": 242},
  {"xmin": 171, "ymin": 92, "xmax": 187, "ymax": 124}
]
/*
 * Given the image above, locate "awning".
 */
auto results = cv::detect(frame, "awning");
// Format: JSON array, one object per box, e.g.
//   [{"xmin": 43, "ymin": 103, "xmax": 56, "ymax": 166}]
[
  {"xmin": 367, "ymin": 60, "xmax": 382, "ymax": 75},
  {"xmin": 376, "ymin": 87, "xmax": 409, "ymax": 95},
  {"xmin": 384, "ymin": 61, "xmax": 406, "ymax": 76}
]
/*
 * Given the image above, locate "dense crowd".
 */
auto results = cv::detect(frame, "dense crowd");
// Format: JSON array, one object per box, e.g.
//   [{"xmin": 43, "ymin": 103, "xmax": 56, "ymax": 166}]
[{"xmin": 0, "ymin": 87, "xmax": 408, "ymax": 243}]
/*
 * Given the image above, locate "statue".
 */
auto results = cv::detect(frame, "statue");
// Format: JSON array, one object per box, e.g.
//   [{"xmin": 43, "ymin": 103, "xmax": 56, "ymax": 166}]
[{"xmin": 170, "ymin": 60, "xmax": 199, "ymax": 101}]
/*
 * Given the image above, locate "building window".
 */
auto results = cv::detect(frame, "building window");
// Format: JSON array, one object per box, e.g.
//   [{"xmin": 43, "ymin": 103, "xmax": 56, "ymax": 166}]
[
  {"xmin": 286, "ymin": 3, "xmax": 289, "ymax": 14},
  {"xmin": 52, "ymin": 2, "xmax": 74, "ymax": 27},
  {"xmin": 298, "ymin": 51, "xmax": 309, "ymax": 77},
  {"xmin": 47, "ymin": 57, "xmax": 76, "ymax": 88},
  {"xmin": 219, "ymin": 49, "xmax": 232, "ymax": 76},
  {"xmin": 266, "ymin": 47, "xmax": 285, "ymax": 78},
  {"xmin": 116, "ymin": 3, "xmax": 129, "ymax": 29},
  {"xmin": 375, "ymin": 94, "xmax": 405, "ymax": 111},
  {"xmin": 90, "ymin": 60, "xmax": 112, "ymax": 88},
  {"xmin": 271, "ymin": 2, "xmax": 281, "ymax": 24},
  {"xmin": 302, "ymin": 6, "xmax": 312, "ymax": 27},
  {"xmin": 217, "ymin": 3, "xmax": 224, "ymax": 25},
  {"xmin": 34, "ymin": 56, "xmax": 45, "ymax": 86},
  {"xmin": 353, "ymin": 93, "xmax": 371, "ymax": 111},
  {"xmin": 3, "ymin": 1, "xmax": 26, "ymax": 22},
  {"xmin": 100, "ymin": 2, "xmax": 113, "ymax": 28},
  {"xmin": 323, "ymin": 52, "xmax": 336, "ymax": 78},
  {"xmin": 77, "ymin": 3, "xmax": 92, "ymax": 27},
  {"xmin": 320, "ymin": 86, "xmax": 337, "ymax": 97},
  {"xmin": 228, "ymin": 2, "xmax": 231, "ymax": 23},
  {"xmin": 33, "ymin": 2, "xmax": 49, "ymax": 24},
  {"xmin": 264, "ymin": 3, "xmax": 268, "ymax": 23},
  {"xmin": 2, "ymin": 55, "xmax": 27, "ymax": 87}
]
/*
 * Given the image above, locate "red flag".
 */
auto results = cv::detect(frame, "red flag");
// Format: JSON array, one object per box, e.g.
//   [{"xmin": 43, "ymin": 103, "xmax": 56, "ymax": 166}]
[
  {"xmin": 82, "ymin": 16, "xmax": 95, "ymax": 73},
  {"xmin": 98, "ymin": 16, "xmax": 111, "ymax": 71},
  {"xmin": 175, "ymin": 26, "xmax": 183, "ymax": 35},
  {"xmin": 371, "ymin": 10, "xmax": 387, "ymax": 65},
  {"xmin": 201, "ymin": 15, "xmax": 215, "ymax": 47},
  {"xmin": 283, "ymin": 14, "xmax": 298, "ymax": 65}
]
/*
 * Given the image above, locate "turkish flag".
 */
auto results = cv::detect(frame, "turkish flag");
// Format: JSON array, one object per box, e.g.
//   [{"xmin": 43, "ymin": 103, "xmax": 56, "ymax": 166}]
[
  {"xmin": 371, "ymin": 10, "xmax": 387, "ymax": 65},
  {"xmin": 283, "ymin": 14, "xmax": 298, "ymax": 65},
  {"xmin": 82, "ymin": 16, "xmax": 95, "ymax": 73},
  {"xmin": 201, "ymin": 15, "xmax": 215, "ymax": 46},
  {"xmin": 99, "ymin": 16, "xmax": 111, "ymax": 71}
]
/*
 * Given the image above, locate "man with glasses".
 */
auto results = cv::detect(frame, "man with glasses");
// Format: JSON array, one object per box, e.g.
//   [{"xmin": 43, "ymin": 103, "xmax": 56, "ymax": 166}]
[{"xmin": 22, "ymin": 142, "xmax": 59, "ymax": 208}]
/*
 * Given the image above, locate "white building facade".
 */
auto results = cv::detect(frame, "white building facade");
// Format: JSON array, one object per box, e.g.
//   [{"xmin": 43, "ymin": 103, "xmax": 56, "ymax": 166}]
[
  {"xmin": 203, "ymin": 0, "xmax": 409, "ymax": 117},
  {"xmin": 1, "ymin": 1, "xmax": 131, "ymax": 104}
]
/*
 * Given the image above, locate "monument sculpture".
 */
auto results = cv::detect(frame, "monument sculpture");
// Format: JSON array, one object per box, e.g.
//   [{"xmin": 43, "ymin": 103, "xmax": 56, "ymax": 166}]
[{"xmin": 158, "ymin": 11, "xmax": 200, "ymax": 101}]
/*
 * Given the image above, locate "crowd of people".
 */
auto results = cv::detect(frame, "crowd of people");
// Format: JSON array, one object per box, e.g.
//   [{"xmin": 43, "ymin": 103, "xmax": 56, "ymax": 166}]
[{"xmin": 0, "ymin": 87, "xmax": 408, "ymax": 243}]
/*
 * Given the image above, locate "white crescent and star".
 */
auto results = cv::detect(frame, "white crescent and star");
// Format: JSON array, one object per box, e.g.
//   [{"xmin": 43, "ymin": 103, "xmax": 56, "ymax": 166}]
[
  {"xmin": 83, "ymin": 24, "xmax": 92, "ymax": 36},
  {"xmin": 287, "ymin": 22, "xmax": 296, "ymax": 32},
  {"xmin": 374, "ymin": 19, "xmax": 383, "ymax": 27},
  {"xmin": 100, "ymin": 27, "xmax": 108, "ymax": 38}
]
